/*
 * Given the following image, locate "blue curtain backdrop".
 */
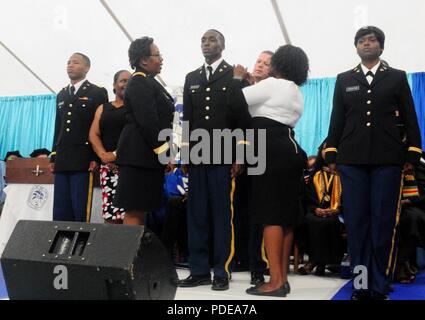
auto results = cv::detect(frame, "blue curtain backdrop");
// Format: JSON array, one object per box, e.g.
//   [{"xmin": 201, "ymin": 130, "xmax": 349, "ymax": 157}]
[
  {"xmin": 0, "ymin": 94, "xmax": 56, "ymax": 160},
  {"xmin": 411, "ymin": 73, "xmax": 425, "ymax": 152},
  {"xmin": 295, "ymin": 77, "xmax": 337, "ymax": 156},
  {"xmin": 0, "ymin": 73, "xmax": 423, "ymax": 160}
]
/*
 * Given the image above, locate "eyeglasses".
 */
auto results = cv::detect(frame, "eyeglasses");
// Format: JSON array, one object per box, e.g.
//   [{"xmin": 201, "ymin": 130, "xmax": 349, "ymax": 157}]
[{"xmin": 149, "ymin": 53, "xmax": 162, "ymax": 58}]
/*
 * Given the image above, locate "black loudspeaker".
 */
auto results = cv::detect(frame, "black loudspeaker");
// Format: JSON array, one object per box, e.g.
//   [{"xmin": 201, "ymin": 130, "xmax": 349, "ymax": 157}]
[{"xmin": 0, "ymin": 220, "xmax": 178, "ymax": 300}]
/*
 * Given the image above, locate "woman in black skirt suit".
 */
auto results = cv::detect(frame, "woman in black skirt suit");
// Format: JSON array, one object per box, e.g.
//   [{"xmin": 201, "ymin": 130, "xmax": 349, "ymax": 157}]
[
  {"xmin": 114, "ymin": 37, "xmax": 175, "ymax": 225},
  {"xmin": 234, "ymin": 45, "xmax": 309, "ymax": 297}
]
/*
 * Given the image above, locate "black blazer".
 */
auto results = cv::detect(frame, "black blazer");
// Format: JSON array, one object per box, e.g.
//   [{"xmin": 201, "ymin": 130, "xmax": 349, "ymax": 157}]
[
  {"xmin": 325, "ymin": 64, "xmax": 422, "ymax": 166},
  {"xmin": 116, "ymin": 69, "xmax": 175, "ymax": 169},
  {"xmin": 51, "ymin": 80, "xmax": 108, "ymax": 172},
  {"xmin": 182, "ymin": 60, "xmax": 251, "ymax": 164}
]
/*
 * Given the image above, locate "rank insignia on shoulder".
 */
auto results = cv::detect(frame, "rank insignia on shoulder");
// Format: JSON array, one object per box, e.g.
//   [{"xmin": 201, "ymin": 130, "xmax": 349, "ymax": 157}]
[
  {"xmin": 346, "ymin": 85, "xmax": 360, "ymax": 92},
  {"xmin": 190, "ymin": 85, "xmax": 200, "ymax": 90}
]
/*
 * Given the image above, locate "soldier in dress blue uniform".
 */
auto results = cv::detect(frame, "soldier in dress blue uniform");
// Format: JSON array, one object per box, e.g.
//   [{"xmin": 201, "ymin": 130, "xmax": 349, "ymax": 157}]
[
  {"xmin": 178, "ymin": 29, "xmax": 251, "ymax": 291},
  {"xmin": 50, "ymin": 53, "xmax": 108, "ymax": 222},
  {"xmin": 325, "ymin": 26, "xmax": 422, "ymax": 300}
]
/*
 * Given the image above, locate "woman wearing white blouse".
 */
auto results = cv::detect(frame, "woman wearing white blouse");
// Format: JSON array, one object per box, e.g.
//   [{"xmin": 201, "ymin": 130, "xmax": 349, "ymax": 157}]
[{"xmin": 234, "ymin": 44, "xmax": 309, "ymax": 297}]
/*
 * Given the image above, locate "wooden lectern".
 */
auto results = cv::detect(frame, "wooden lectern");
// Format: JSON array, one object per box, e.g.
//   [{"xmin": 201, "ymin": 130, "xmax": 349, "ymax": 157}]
[
  {"xmin": 5, "ymin": 158, "xmax": 100, "ymax": 186},
  {"xmin": 5, "ymin": 158, "xmax": 54, "ymax": 184}
]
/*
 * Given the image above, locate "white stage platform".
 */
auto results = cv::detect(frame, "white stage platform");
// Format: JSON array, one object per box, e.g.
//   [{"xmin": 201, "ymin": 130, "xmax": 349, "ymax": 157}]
[{"xmin": 175, "ymin": 268, "xmax": 348, "ymax": 300}]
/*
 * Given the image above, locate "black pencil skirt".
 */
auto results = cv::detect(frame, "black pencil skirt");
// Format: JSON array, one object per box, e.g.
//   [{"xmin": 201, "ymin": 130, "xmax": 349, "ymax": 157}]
[
  {"xmin": 114, "ymin": 165, "xmax": 164, "ymax": 212},
  {"xmin": 249, "ymin": 117, "xmax": 305, "ymax": 228}
]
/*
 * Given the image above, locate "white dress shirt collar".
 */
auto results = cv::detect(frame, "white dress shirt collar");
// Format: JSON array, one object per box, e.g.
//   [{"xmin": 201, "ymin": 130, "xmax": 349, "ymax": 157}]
[
  {"xmin": 204, "ymin": 58, "xmax": 224, "ymax": 76},
  {"xmin": 361, "ymin": 61, "xmax": 380, "ymax": 76},
  {"xmin": 69, "ymin": 78, "xmax": 87, "ymax": 95}
]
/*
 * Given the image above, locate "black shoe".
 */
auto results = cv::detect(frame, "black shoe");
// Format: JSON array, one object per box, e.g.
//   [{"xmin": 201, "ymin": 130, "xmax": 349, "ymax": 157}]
[
  {"xmin": 283, "ymin": 281, "xmax": 291, "ymax": 294},
  {"xmin": 371, "ymin": 291, "xmax": 389, "ymax": 300},
  {"xmin": 178, "ymin": 274, "xmax": 211, "ymax": 287},
  {"xmin": 351, "ymin": 290, "xmax": 371, "ymax": 300},
  {"xmin": 250, "ymin": 271, "xmax": 265, "ymax": 285},
  {"xmin": 326, "ymin": 265, "xmax": 341, "ymax": 274},
  {"xmin": 298, "ymin": 262, "xmax": 317, "ymax": 275},
  {"xmin": 246, "ymin": 284, "xmax": 288, "ymax": 297},
  {"xmin": 315, "ymin": 264, "xmax": 326, "ymax": 276},
  {"xmin": 212, "ymin": 277, "xmax": 229, "ymax": 291}
]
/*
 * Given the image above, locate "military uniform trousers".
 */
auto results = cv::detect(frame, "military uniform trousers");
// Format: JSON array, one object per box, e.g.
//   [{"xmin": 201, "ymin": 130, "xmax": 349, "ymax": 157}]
[
  {"xmin": 338, "ymin": 164, "xmax": 402, "ymax": 294},
  {"xmin": 53, "ymin": 171, "xmax": 94, "ymax": 222},
  {"xmin": 187, "ymin": 165, "xmax": 235, "ymax": 279}
]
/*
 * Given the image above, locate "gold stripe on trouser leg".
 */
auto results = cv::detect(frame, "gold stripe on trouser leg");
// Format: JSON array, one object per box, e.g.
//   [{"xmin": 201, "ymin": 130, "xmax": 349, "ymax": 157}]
[
  {"xmin": 390, "ymin": 247, "xmax": 399, "ymax": 280},
  {"xmin": 386, "ymin": 174, "xmax": 404, "ymax": 276},
  {"xmin": 85, "ymin": 171, "xmax": 94, "ymax": 222},
  {"xmin": 224, "ymin": 178, "xmax": 236, "ymax": 277},
  {"xmin": 261, "ymin": 237, "xmax": 269, "ymax": 269}
]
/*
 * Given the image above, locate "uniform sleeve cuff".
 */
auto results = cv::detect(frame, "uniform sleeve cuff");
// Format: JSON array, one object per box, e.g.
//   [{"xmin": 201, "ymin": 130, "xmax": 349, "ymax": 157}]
[
  {"xmin": 237, "ymin": 140, "xmax": 251, "ymax": 146},
  {"xmin": 324, "ymin": 148, "xmax": 338, "ymax": 153},
  {"xmin": 153, "ymin": 142, "xmax": 169, "ymax": 155},
  {"xmin": 408, "ymin": 147, "xmax": 422, "ymax": 154}
]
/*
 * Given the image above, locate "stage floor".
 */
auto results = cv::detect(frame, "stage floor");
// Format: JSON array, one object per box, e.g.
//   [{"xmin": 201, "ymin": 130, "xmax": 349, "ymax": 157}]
[{"xmin": 175, "ymin": 268, "xmax": 348, "ymax": 300}]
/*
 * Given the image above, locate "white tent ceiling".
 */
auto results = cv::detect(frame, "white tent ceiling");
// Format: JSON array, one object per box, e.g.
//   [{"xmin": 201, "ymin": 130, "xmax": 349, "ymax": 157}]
[{"xmin": 1, "ymin": 0, "xmax": 424, "ymax": 97}]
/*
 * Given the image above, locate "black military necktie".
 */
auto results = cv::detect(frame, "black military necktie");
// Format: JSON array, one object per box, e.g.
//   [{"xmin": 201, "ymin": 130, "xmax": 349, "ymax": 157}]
[
  {"xmin": 366, "ymin": 71, "xmax": 374, "ymax": 78},
  {"xmin": 207, "ymin": 66, "xmax": 213, "ymax": 81},
  {"xmin": 365, "ymin": 71, "xmax": 374, "ymax": 84},
  {"xmin": 69, "ymin": 85, "xmax": 75, "ymax": 98}
]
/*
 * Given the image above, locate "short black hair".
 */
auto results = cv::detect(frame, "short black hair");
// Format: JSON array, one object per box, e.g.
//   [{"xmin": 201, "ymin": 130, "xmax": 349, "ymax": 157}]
[
  {"xmin": 271, "ymin": 44, "xmax": 309, "ymax": 86},
  {"xmin": 128, "ymin": 37, "xmax": 154, "ymax": 69},
  {"xmin": 30, "ymin": 148, "xmax": 51, "ymax": 158},
  {"xmin": 4, "ymin": 150, "xmax": 22, "ymax": 161},
  {"xmin": 207, "ymin": 29, "xmax": 225, "ymax": 46},
  {"xmin": 113, "ymin": 70, "xmax": 129, "ymax": 83},
  {"xmin": 74, "ymin": 52, "xmax": 91, "ymax": 67},
  {"xmin": 354, "ymin": 26, "xmax": 385, "ymax": 49}
]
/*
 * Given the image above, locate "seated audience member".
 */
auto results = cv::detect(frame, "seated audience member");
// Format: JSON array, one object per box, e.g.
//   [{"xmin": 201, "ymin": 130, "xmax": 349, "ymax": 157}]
[
  {"xmin": 89, "ymin": 70, "xmax": 131, "ymax": 224},
  {"xmin": 395, "ymin": 153, "xmax": 425, "ymax": 283},
  {"xmin": 4, "ymin": 151, "xmax": 23, "ymax": 161},
  {"xmin": 30, "ymin": 148, "xmax": 51, "ymax": 158},
  {"xmin": 299, "ymin": 141, "xmax": 344, "ymax": 276}
]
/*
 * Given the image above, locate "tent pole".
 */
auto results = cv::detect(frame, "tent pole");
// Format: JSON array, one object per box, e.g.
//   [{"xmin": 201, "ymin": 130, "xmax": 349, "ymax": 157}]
[
  {"xmin": 0, "ymin": 40, "xmax": 55, "ymax": 94},
  {"xmin": 270, "ymin": 0, "xmax": 292, "ymax": 45}
]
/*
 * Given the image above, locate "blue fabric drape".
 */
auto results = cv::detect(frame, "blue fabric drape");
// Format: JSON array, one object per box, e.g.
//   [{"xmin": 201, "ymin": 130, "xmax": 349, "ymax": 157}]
[
  {"xmin": 295, "ymin": 77, "xmax": 336, "ymax": 156},
  {"xmin": 411, "ymin": 72, "xmax": 425, "ymax": 150},
  {"xmin": 0, "ymin": 94, "xmax": 56, "ymax": 160}
]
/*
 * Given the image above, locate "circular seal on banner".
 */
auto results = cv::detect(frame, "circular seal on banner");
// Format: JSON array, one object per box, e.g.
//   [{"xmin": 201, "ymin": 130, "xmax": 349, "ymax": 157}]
[{"xmin": 27, "ymin": 185, "xmax": 49, "ymax": 210}]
